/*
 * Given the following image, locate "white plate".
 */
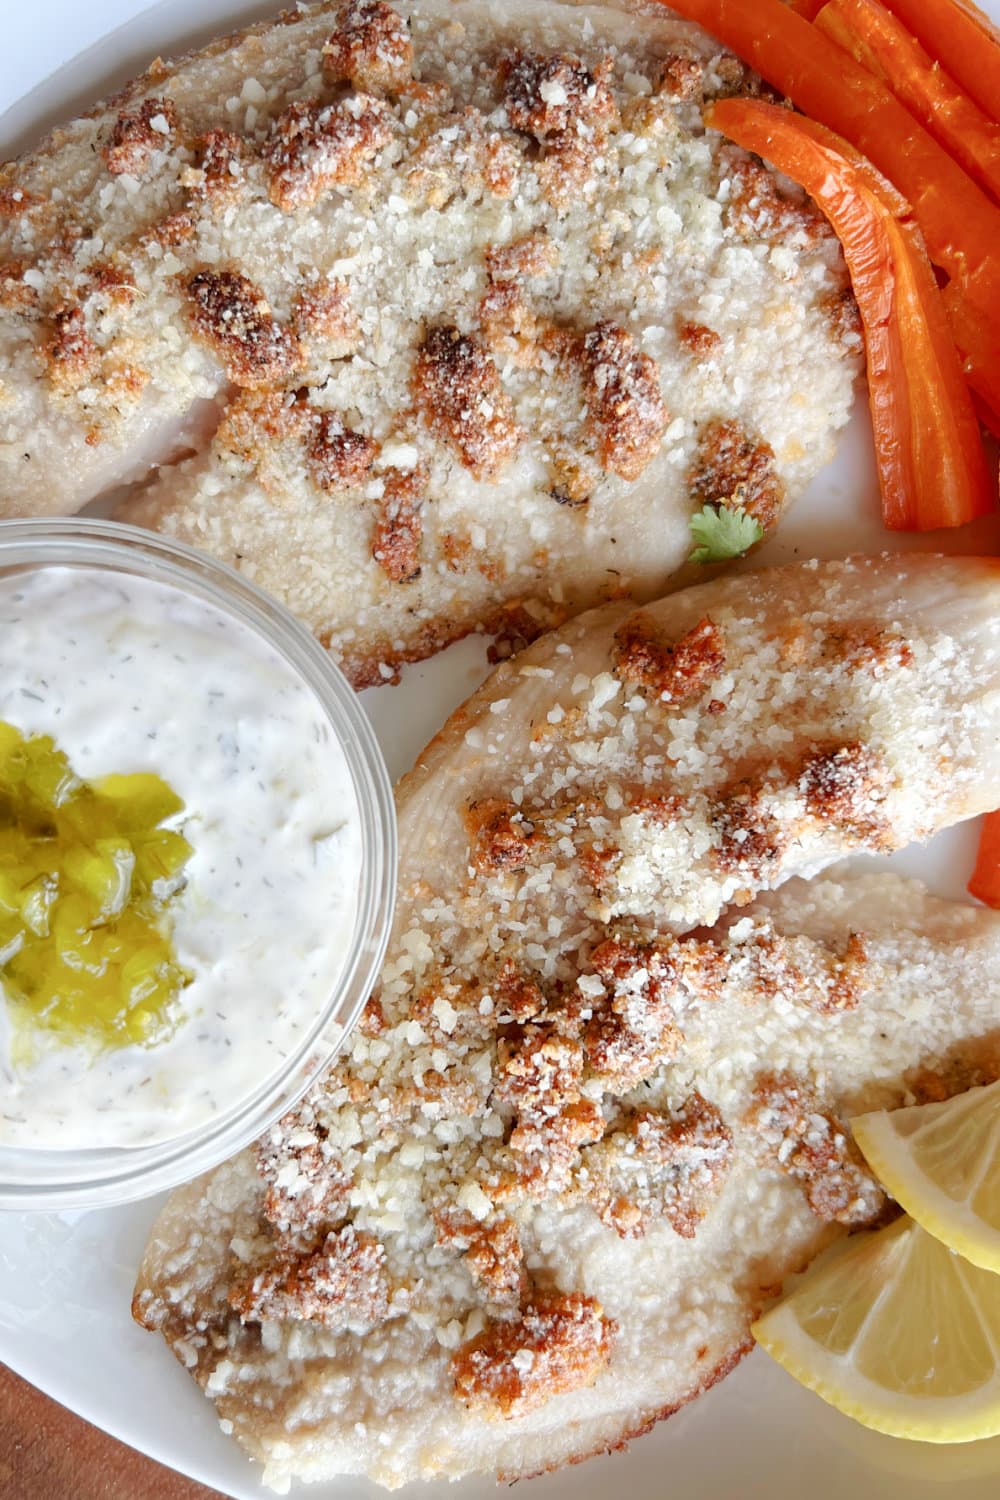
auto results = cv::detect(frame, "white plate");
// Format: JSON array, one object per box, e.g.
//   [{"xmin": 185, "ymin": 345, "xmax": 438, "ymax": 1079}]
[{"xmin": 2, "ymin": 4, "xmax": 1000, "ymax": 1496}]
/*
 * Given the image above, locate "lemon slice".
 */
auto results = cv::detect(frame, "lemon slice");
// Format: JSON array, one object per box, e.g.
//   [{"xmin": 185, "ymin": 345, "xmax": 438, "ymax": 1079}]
[
  {"xmin": 852, "ymin": 1081, "xmax": 1000, "ymax": 1273},
  {"xmin": 753, "ymin": 1216, "xmax": 1000, "ymax": 1441}
]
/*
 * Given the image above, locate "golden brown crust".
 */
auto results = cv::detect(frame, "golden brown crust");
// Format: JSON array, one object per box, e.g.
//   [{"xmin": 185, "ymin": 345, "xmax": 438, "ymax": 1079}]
[
  {"xmin": 371, "ymin": 464, "xmax": 425, "ymax": 582},
  {"xmin": 613, "ymin": 613, "xmax": 726, "ymax": 704},
  {"xmin": 478, "ymin": 231, "xmax": 560, "ymax": 371},
  {"xmin": 495, "ymin": 1027, "xmax": 586, "ymax": 1116},
  {"xmin": 0, "ymin": 186, "xmax": 44, "ymax": 216},
  {"xmin": 500, "ymin": 48, "xmax": 618, "ymax": 139},
  {"xmin": 405, "ymin": 104, "xmax": 521, "ymax": 207},
  {"xmin": 291, "ymin": 280, "xmax": 360, "ymax": 354},
  {"xmin": 0, "ymin": 261, "xmax": 37, "ymax": 311},
  {"xmin": 489, "ymin": 1094, "xmax": 603, "ymax": 1201},
  {"xmin": 689, "ymin": 416, "xmax": 785, "ymax": 531},
  {"xmin": 579, "ymin": 1094, "xmax": 734, "ymax": 1239},
  {"xmin": 141, "ymin": 210, "xmax": 196, "ymax": 249},
  {"xmin": 434, "ymin": 1211, "xmax": 528, "ymax": 1307},
  {"xmin": 452, "ymin": 1292, "xmax": 617, "ymax": 1419},
  {"xmin": 799, "ymin": 742, "xmax": 891, "ymax": 845},
  {"xmin": 8, "ymin": 0, "xmax": 861, "ymax": 673},
  {"xmin": 214, "ymin": 390, "xmax": 309, "ymax": 493},
  {"xmin": 322, "ymin": 0, "xmax": 415, "ymax": 94},
  {"xmin": 255, "ymin": 1098, "xmax": 353, "ymax": 1236},
  {"xmin": 500, "ymin": 46, "xmax": 620, "ymax": 211},
  {"xmin": 477, "ymin": 277, "xmax": 540, "ymax": 369},
  {"xmin": 485, "ymin": 232, "xmax": 558, "ymax": 285},
  {"xmin": 85, "ymin": 262, "xmax": 138, "ymax": 310},
  {"xmin": 748, "ymin": 1072, "xmax": 885, "ymax": 1225},
  {"xmin": 821, "ymin": 286, "xmax": 864, "ymax": 348},
  {"xmin": 412, "ymin": 326, "xmax": 521, "ymax": 480},
  {"xmin": 831, "ymin": 626, "xmax": 915, "ymax": 678},
  {"xmin": 183, "ymin": 130, "xmax": 247, "ymax": 208},
  {"xmin": 580, "ymin": 321, "xmax": 669, "ymax": 480},
  {"xmin": 263, "ymin": 95, "xmax": 394, "ymax": 212},
  {"xmin": 184, "ymin": 270, "xmax": 303, "ymax": 388},
  {"xmin": 43, "ymin": 305, "xmax": 98, "ymax": 391},
  {"xmin": 748, "ymin": 929, "xmax": 870, "ymax": 1015},
  {"xmin": 324, "ymin": 611, "xmax": 480, "ymax": 690},
  {"xmin": 20, "ymin": 4, "xmax": 342, "ymax": 174},
  {"xmin": 677, "ymin": 318, "xmax": 721, "ymax": 357},
  {"xmin": 464, "ymin": 796, "xmax": 546, "ymax": 874},
  {"xmin": 655, "ymin": 51, "xmax": 705, "ymax": 100},
  {"xmin": 583, "ymin": 934, "xmax": 685, "ymax": 1091},
  {"xmin": 722, "ymin": 148, "xmax": 828, "ymax": 245},
  {"xmin": 492, "ymin": 961, "xmax": 547, "ymax": 1023},
  {"xmin": 103, "ymin": 99, "xmax": 179, "ymax": 177},
  {"xmin": 307, "ymin": 412, "xmax": 380, "ymax": 491},
  {"xmin": 130, "ymin": 556, "xmax": 1000, "ymax": 1487},
  {"xmin": 711, "ymin": 778, "xmax": 786, "ymax": 882},
  {"xmin": 229, "ymin": 1224, "xmax": 390, "ymax": 1331}
]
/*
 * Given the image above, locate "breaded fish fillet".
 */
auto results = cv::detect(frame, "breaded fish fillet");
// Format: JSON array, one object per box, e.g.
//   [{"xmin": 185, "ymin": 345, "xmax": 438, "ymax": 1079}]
[
  {"xmin": 134, "ymin": 555, "xmax": 1000, "ymax": 1490},
  {"xmin": 0, "ymin": 0, "xmax": 859, "ymax": 685}
]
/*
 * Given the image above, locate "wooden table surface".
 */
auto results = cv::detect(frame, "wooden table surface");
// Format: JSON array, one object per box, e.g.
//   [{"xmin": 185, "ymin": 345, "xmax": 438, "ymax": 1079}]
[{"xmin": 0, "ymin": 1363, "xmax": 225, "ymax": 1499}]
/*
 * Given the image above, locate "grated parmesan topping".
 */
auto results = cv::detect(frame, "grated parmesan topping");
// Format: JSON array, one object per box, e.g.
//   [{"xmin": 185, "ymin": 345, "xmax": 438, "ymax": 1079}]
[
  {"xmin": 0, "ymin": 0, "xmax": 860, "ymax": 676},
  {"xmin": 131, "ymin": 555, "xmax": 1000, "ymax": 1489}
]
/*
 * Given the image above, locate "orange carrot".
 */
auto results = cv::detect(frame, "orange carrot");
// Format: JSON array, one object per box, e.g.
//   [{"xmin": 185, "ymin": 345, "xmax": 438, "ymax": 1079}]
[
  {"xmin": 749, "ymin": 107, "xmax": 911, "ymax": 214},
  {"xmin": 658, "ymin": 0, "xmax": 1000, "ymax": 289},
  {"xmin": 786, "ymin": 0, "xmax": 827, "ymax": 16},
  {"xmin": 940, "ymin": 284, "xmax": 1000, "ymax": 436},
  {"xmin": 972, "ymin": 395, "xmax": 1000, "ymax": 440},
  {"xmin": 969, "ymin": 811, "xmax": 1000, "ymax": 908},
  {"xmin": 880, "ymin": 0, "xmax": 1000, "ymax": 124},
  {"xmin": 741, "ymin": 104, "xmax": 1000, "ymax": 433},
  {"xmin": 815, "ymin": 0, "xmax": 1000, "ymax": 203},
  {"xmin": 706, "ymin": 99, "xmax": 993, "ymax": 531}
]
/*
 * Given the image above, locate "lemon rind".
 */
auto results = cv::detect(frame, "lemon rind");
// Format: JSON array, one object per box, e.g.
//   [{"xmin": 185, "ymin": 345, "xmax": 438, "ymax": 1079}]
[
  {"xmin": 753, "ymin": 1301, "xmax": 1000, "ymax": 1444},
  {"xmin": 852, "ymin": 1114, "xmax": 1000, "ymax": 1276}
]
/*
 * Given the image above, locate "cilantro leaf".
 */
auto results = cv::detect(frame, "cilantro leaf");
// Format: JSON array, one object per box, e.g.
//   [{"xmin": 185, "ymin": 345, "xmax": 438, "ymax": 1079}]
[{"xmin": 688, "ymin": 502, "xmax": 764, "ymax": 564}]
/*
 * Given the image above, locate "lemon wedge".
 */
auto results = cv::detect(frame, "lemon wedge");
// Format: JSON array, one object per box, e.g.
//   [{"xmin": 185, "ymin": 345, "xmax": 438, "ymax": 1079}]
[
  {"xmin": 753, "ymin": 1216, "xmax": 1000, "ymax": 1441},
  {"xmin": 852, "ymin": 1081, "xmax": 1000, "ymax": 1274}
]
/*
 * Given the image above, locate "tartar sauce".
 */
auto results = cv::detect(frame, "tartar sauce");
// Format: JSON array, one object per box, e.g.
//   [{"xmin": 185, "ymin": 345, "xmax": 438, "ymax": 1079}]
[{"xmin": 0, "ymin": 566, "xmax": 362, "ymax": 1149}]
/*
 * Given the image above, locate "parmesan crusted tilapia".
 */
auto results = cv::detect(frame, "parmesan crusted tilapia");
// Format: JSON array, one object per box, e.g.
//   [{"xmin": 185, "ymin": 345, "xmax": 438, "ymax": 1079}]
[
  {"xmin": 134, "ymin": 555, "xmax": 1000, "ymax": 1490},
  {"xmin": 0, "ymin": 0, "xmax": 860, "ymax": 685}
]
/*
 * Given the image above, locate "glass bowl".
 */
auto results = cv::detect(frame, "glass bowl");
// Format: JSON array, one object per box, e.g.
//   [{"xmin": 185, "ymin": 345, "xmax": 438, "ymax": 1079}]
[{"xmin": 0, "ymin": 518, "xmax": 396, "ymax": 1210}]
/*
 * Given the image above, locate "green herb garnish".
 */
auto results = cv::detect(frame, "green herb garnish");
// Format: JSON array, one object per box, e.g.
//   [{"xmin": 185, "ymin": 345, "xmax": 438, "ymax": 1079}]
[{"xmin": 688, "ymin": 502, "xmax": 765, "ymax": 564}]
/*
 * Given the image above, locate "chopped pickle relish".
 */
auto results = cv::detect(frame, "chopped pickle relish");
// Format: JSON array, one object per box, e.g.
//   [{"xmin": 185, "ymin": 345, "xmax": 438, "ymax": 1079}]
[{"xmin": 0, "ymin": 721, "xmax": 193, "ymax": 1052}]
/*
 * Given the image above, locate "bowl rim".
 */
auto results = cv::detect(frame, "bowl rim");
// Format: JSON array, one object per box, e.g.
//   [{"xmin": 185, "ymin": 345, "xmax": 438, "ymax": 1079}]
[{"xmin": 0, "ymin": 517, "xmax": 397, "ymax": 1210}]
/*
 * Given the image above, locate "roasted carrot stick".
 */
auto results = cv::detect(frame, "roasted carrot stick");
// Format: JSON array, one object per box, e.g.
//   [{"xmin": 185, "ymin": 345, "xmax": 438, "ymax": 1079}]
[
  {"xmin": 972, "ymin": 397, "xmax": 1000, "ymax": 440},
  {"xmin": 940, "ymin": 284, "xmax": 1000, "ymax": 436},
  {"xmin": 969, "ymin": 811, "xmax": 1000, "ymax": 908},
  {"xmin": 659, "ymin": 0, "xmax": 1000, "ymax": 293},
  {"xmin": 749, "ymin": 106, "xmax": 1000, "ymax": 433},
  {"xmin": 879, "ymin": 0, "xmax": 1000, "ymax": 124},
  {"xmin": 749, "ymin": 108, "xmax": 911, "ymax": 214},
  {"xmin": 706, "ymin": 99, "xmax": 993, "ymax": 531},
  {"xmin": 815, "ymin": 0, "xmax": 1000, "ymax": 203}
]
